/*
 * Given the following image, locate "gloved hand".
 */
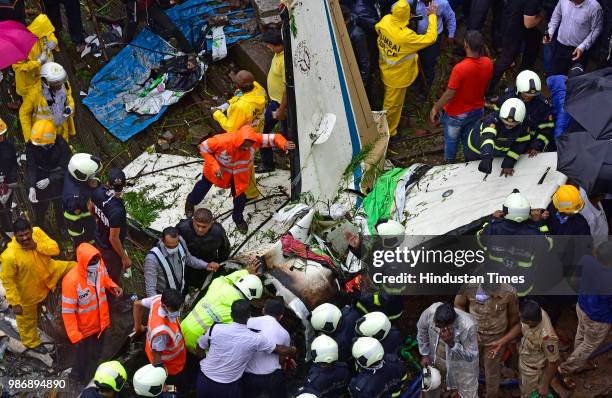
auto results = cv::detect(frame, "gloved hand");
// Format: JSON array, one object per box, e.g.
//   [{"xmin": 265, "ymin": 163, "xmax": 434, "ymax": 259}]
[
  {"xmin": 28, "ymin": 187, "xmax": 38, "ymax": 203},
  {"xmin": 36, "ymin": 178, "xmax": 50, "ymax": 190},
  {"xmin": 478, "ymin": 158, "xmax": 492, "ymax": 175},
  {"xmin": 211, "ymin": 102, "xmax": 230, "ymax": 113},
  {"xmin": 63, "ymin": 106, "xmax": 73, "ymax": 118},
  {"xmin": 0, "ymin": 189, "xmax": 12, "ymax": 205},
  {"xmin": 37, "ymin": 51, "xmax": 48, "ymax": 64}
]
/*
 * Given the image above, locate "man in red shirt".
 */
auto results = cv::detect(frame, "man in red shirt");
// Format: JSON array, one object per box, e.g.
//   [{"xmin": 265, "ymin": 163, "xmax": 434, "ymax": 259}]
[{"xmin": 430, "ymin": 31, "xmax": 493, "ymax": 163}]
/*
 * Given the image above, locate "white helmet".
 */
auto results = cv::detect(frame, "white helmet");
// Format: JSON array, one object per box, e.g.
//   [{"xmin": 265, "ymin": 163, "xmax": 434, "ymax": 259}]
[
  {"xmin": 311, "ymin": 303, "xmax": 342, "ymax": 333},
  {"xmin": 352, "ymin": 337, "xmax": 385, "ymax": 368},
  {"xmin": 503, "ymin": 189, "xmax": 531, "ymax": 222},
  {"xmin": 296, "ymin": 394, "xmax": 318, "ymax": 398},
  {"xmin": 311, "ymin": 335, "xmax": 338, "ymax": 363},
  {"xmin": 516, "ymin": 70, "xmax": 541, "ymax": 95},
  {"xmin": 68, "ymin": 153, "xmax": 101, "ymax": 181},
  {"xmin": 421, "ymin": 366, "xmax": 442, "ymax": 392},
  {"xmin": 40, "ymin": 62, "xmax": 67, "ymax": 85},
  {"xmin": 234, "ymin": 274, "xmax": 263, "ymax": 300},
  {"xmin": 133, "ymin": 364, "xmax": 167, "ymax": 397},
  {"xmin": 355, "ymin": 311, "xmax": 391, "ymax": 340},
  {"xmin": 376, "ymin": 220, "xmax": 405, "ymax": 236},
  {"xmin": 499, "ymin": 98, "xmax": 526, "ymax": 125}
]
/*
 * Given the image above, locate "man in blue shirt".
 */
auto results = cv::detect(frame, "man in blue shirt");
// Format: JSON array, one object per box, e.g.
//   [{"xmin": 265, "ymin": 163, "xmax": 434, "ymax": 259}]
[
  {"xmin": 559, "ymin": 241, "xmax": 612, "ymax": 389},
  {"xmin": 414, "ymin": 0, "xmax": 456, "ymax": 93}
]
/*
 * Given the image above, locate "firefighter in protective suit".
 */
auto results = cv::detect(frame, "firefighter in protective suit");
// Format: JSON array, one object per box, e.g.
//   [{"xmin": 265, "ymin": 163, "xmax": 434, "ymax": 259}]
[
  {"xmin": 62, "ymin": 153, "xmax": 101, "ymax": 250},
  {"xmin": 494, "ymin": 70, "xmax": 554, "ymax": 154},
  {"xmin": 19, "ymin": 62, "xmax": 75, "ymax": 142},
  {"xmin": 348, "ymin": 337, "xmax": 407, "ymax": 398},
  {"xmin": 477, "ymin": 189, "xmax": 553, "ymax": 296},
  {"xmin": 467, "ymin": 98, "xmax": 531, "ymax": 177},
  {"xmin": 296, "ymin": 335, "xmax": 350, "ymax": 398},
  {"xmin": 180, "ymin": 269, "xmax": 263, "ymax": 352},
  {"xmin": 375, "ymin": 0, "xmax": 438, "ymax": 137},
  {"xmin": 355, "ymin": 311, "xmax": 403, "ymax": 356},
  {"xmin": 12, "ymin": 14, "xmax": 59, "ymax": 98},
  {"xmin": 311, "ymin": 302, "xmax": 361, "ymax": 362}
]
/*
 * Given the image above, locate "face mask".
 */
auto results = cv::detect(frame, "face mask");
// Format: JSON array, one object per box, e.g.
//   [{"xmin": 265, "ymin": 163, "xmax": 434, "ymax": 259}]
[
  {"xmin": 167, "ymin": 311, "xmax": 180, "ymax": 320},
  {"xmin": 166, "ymin": 246, "xmax": 179, "ymax": 255},
  {"xmin": 475, "ymin": 286, "xmax": 490, "ymax": 302},
  {"xmin": 87, "ymin": 261, "xmax": 100, "ymax": 273},
  {"xmin": 555, "ymin": 212, "xmax": 569, "ymax": 224},
  {"xmin": 41, "ymin": 144, "xmax": 54, "ymax": 151}
]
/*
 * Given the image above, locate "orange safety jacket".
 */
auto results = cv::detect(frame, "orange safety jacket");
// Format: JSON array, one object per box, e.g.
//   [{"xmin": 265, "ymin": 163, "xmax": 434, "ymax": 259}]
[
  {"xmin": 145, "ymin": 295, "xmax": 186, "ymax": 375},
  {"xmin": 199, "ymin": 125, "xmax": 288, "ymax": 197},
  {"xmin": 61, "ymin": 243, "xmax": 118, "ymax": 344}
]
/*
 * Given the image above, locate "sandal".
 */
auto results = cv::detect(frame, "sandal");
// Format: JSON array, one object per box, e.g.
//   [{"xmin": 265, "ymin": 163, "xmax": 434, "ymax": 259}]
[{"xmin": 556, "ymin": 372, "xmax": 577, "ymax": 390}]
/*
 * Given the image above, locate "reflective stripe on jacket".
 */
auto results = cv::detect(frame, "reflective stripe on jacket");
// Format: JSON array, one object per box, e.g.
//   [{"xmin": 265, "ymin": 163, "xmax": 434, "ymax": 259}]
[
  {"xmin": 375, "ymin": 1, "xmax": 438, "ymax": 88},
  {"xmin": 61, "ymin": 243, "xmax": 118, "ymax": 343},
  {"xmin": 145, "ymin": 295, "xmax": 186, "ymax": 375},
  {"xmin": 181, "ymin": 269, "xmax": 247, "ymax": 352},
  {"xmin": 199, "ymin": 125, "xmax": 287, "ymax": 197},
  {"xmin": 19, "ymin": 81, "xmax": 76, "ymax": 142}
]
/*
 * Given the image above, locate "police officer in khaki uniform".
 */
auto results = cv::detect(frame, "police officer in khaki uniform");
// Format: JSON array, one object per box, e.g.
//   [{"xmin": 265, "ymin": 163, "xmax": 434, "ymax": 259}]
[
  {"xmin": 487, "ymin": 299, "xmax": 559, "ymax": 397},
  {"xmin": 455, "ymin": 283, "xmax": 519, "ymax": 398}
]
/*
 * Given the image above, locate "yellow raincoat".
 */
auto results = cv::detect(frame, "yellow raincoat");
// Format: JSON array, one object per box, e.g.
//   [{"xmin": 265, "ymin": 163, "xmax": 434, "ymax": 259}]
[
  {"xmin": 376, "ymin": 1, "xmax": 437, "ymax": 135},
  {"xmin": 19, "ymin": 81, "xmax": 76, "ymax": 142},
  {"xmin": 12, "ymin": 15, "xmax": 59, "ymax": 97},
  {"xmin": 213, "ymin": 81, "xmax": 268, "ymax": 199},
  {"xmin": 0, "ymin": 227, "xmax": 75, "ymax": 348},
  {"xmin": 213, "ymin": 81, "xmax": 268, "ymax": 133}
]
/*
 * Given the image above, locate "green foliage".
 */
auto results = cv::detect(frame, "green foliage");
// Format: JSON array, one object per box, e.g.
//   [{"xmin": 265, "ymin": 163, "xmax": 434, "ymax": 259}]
[{"xmin": 123, "ymin": 187, "xmax": 170, "ymax": 228}]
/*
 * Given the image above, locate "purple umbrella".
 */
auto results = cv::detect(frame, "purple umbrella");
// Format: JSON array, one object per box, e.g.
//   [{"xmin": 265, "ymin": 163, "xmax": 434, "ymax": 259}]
[{"xmin": 0, "ymin": 20, "xmax": 37, "ymax": 70}]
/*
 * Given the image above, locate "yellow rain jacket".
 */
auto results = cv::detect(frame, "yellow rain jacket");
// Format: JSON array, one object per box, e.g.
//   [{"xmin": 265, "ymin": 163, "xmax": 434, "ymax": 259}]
[
  {"xmin": 375, "ymin": 1, "xmax": 438, "ymax": 88},
  {"xmin": 19, "ymin": 81, "xmax": 76, "ymax": 142},
  {"xmin": 213, "ymin": 81, "xmax": 268, "ymax": 133},
  {"xmin": 12, "ymin": 15, "xmax": 59, "ymax": 97},
  {"xmin": 0, "ymin": 227, "xmax": 74, "ymax": 307}
]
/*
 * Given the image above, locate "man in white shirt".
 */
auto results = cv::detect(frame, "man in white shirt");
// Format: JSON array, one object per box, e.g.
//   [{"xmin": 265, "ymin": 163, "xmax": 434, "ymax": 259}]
[
  {"xmin": 195, "ymin": 299, "xmax": 296, "ymax": 398},
  {"xmin": 243, "ymin": 299, "xmax": 291, "ymax": 397},
  {"xmin": 580, "ymin": 188, "xmax": 609, "ymax": 247}
]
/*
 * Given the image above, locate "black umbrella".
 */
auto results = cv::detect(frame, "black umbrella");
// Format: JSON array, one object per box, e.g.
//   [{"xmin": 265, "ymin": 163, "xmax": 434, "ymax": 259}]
[
  {"xmin": 565, "ymin": 67, "xmax": 612, "ymax": 140},
  {"xmin": 557, "ymin": 129, "xmax": 612, "ymax": 194}
]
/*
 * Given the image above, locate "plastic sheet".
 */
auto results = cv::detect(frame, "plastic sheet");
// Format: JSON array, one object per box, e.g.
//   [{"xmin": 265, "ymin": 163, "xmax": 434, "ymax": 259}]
[{"xmin": 83, "ymin": 0, "xmax": 254, "ymax": 141}]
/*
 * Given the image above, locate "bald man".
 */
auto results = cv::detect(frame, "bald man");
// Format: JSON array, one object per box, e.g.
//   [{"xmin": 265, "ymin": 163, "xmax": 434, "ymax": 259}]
[{"xmin": 212, "ymin": 70, "xmax": 268, "ymax": 134}]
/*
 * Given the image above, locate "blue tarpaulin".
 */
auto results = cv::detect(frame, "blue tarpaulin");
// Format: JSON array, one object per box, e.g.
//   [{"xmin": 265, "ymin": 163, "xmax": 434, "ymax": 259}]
[{"xmin": 83, "ymin": 1, "xmax": 254, "ymax": 142}]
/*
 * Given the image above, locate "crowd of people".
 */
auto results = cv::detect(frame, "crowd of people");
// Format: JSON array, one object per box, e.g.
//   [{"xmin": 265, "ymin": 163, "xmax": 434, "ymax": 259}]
[{"xmin": 0, "ymin": 0, "xmax": 611, "ymax": 397}]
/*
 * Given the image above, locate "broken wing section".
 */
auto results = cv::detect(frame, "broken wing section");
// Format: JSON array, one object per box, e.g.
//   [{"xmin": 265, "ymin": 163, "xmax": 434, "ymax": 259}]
[{"xmin": 287, "ymin": 0, "xmax": 384, "ymax": 203}]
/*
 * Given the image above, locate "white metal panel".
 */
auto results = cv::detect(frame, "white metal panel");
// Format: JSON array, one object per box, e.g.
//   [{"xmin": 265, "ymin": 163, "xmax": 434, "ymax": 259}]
[
  {"xmin": 289, "ymin": 0, "xmax": 363, "ymax": 202},
  {"xmin": 402, "ymin": 152, "xmax": 567, "ymax": 236}
]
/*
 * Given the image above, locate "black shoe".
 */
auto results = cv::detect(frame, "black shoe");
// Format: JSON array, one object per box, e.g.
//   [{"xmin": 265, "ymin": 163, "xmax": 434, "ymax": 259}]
[
  {"xmin": 255, "ymin": 165, "xmax": 275, "ymax": 173},
  {"xmin": 185, "ymin": 201, "xmax": 194, "ymax": 218},
  {"xmin": 235, "ymin": 221, "xmax": 248, "ymax": 234}
]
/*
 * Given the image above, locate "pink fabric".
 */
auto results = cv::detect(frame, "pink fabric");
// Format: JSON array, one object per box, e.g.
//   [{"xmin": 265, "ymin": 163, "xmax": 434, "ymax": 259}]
[{"xmin": 0, "ymin": 20, "xmax": 37, "ymax": 69}]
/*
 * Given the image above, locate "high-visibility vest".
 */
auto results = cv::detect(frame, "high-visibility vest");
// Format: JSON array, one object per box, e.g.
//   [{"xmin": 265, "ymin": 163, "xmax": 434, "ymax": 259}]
[
  {"xmin": 145, "ymin": 295, "xmax": 186, "ymax": 375},
  {"xmin": 148, "ymin": 241, "xmax": 187, "ymax": 294},
  {"xmin": 180, "ymin": 270, "xmax": 248, "ymax": 352},
  {"xmin": 199, "ymin": 125, "xmax": 287, "ymax": 197}
]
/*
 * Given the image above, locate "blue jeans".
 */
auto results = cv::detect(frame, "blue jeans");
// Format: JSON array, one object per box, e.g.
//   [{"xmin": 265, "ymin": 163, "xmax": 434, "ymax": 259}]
[
  {"xmin": 441, "ymin": 108, "xmax": 484, "ymax": 162},
  {"xmin": 259, "ymin": 100, "xmax": 288, "ymax": 169}
]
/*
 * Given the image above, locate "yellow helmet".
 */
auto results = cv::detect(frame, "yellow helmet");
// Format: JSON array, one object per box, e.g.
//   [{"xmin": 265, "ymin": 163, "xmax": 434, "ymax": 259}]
[
  {"xmin": 552, "ymin": 185, "xmax": 584, "ymax": 214},
  {"xmin": 30, "ymin": 119, "xmax": 56, "ymax": 145},
  {"xmin": 94, "ymin": 361, "xmax": 127, "ymax": 392},
  {"xmin": 0, "ymin": 118, "xmax": 6, "ymax": 135}
]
